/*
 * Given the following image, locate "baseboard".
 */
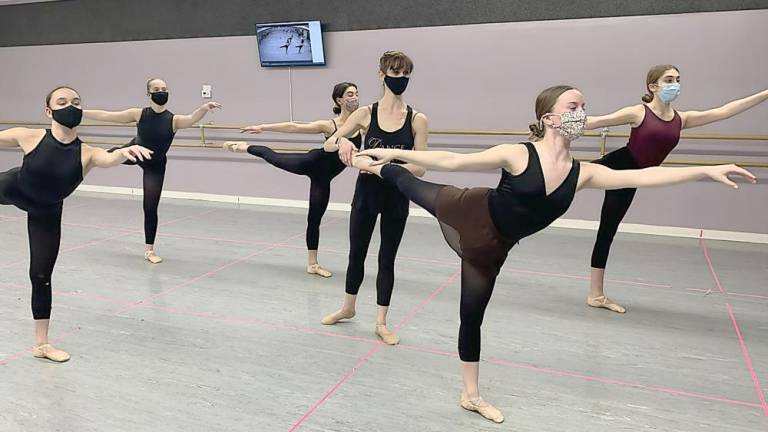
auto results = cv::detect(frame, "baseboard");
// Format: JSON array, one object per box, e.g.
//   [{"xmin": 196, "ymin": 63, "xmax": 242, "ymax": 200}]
[{"xmin": 75, "ymin": 184, "xmax": 768, "ymax": 244}]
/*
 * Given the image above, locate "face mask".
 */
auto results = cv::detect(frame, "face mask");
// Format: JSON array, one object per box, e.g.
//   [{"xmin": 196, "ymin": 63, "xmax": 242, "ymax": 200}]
[
  {"xmin": 150, "ymin": 91, "xmax": 169, "ymax": 105},
  {"xmin": 542, "ymin": 110, "xmax": 586, "ymax": 141},
  {"xmin": 384, "ymin": 75, "xmax": 409, "ymax": 95},
  {"xmin": 51, "ymin": 105, "xmax": 83, "ymax": 129},
  {"xmin": 344, "ymin": 98, "xmax": 360, "ymax": 112},
  {"xmin": 657, "ymin": 83, "xmax": 680, "ymax": 104}
]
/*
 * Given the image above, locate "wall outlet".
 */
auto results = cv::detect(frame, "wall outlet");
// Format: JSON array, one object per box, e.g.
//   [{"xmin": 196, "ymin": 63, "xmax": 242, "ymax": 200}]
[{"xmin": 201, "ymin": 84, "xmax": 212, "ymax": 99}]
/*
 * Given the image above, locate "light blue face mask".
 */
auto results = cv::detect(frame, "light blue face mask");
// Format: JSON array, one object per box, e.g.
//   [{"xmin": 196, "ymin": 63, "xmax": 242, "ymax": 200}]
[{"xmin": 658, "ymin": 83, "xmax": 681, "ymax": 104}]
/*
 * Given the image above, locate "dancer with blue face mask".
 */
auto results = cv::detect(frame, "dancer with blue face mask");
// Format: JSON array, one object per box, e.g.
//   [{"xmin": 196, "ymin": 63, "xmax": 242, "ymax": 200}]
[{"xmin": 582, "ymin": 65, "xmax": 768, "ymax": 313}]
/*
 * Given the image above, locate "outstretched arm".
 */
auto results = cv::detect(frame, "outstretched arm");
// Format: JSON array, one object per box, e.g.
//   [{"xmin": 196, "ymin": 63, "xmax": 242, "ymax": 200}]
[
  {"xmin": 173, "ymin": 102, "xmax": 222, "ymax": 130},
  {"xmin": 681, "ymin": 88, "xmax": 768, "ymax": 129},
  {"xmin": 241, "ymin": 119, "xmax": 334, "ymax": 135},
  {"xmin": 0, "ymin": 127, "xmax": 26, "ymax": 148},
  {"xmin": 358, "ymin": 143, "xmax": 523, "ymax": 172},
  {"xmin": 84, "ymin": 143, "xmax": 153, "ymax": 169},
  {"xmin": 585, "ymin": 105, "xmax": 645, "ymax": 130},
  {"xmin": 581, "ymin": 162, "xmax": 756, "ymax": 190},
  {"xmin": 83, "ymin": 108, "xmax": 142, "ymax": 124}
]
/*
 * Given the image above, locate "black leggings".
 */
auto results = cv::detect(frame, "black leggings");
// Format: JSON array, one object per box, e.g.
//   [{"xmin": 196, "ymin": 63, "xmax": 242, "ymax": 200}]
[
  {"xmin": 0, "ymin": 168, "xmax": 62, "ymax": 320},
  {"xmin": 381, "ymin": 165, "xmax": 500, "ymax": 362},
  {"xmin": 109, "ymin": 141, "xmax": 167, "ymax": 245},
  {"xmin": 591, "ymin": 147, "xmax": 639, "ymax": 269},
  {"xmin": 344, "ymin": 174, "xmax": 409, "ymax": 307},
  {"xmin": 247, "ymin": 146, "xmax": 344, "ymax": 250}
]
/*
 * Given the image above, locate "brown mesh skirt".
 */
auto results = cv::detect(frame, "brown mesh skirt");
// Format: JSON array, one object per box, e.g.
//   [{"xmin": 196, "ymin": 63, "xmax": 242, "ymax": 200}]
[{"xmin": 434, "ymin": 186, "xmax": 514, "ymax": 274}]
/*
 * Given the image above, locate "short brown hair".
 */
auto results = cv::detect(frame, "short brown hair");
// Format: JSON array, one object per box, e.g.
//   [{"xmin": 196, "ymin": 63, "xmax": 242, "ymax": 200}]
[
  {"xmin": 379, "ymin": 51, "xmax": 413, "ymax": 74},
  {"xmin": 642, "ymin": 65, "xmax": 679, "ymax": 103},
  {"xmin": 528, "ymin": 85, "xmax": 578, "ymax": 140}
]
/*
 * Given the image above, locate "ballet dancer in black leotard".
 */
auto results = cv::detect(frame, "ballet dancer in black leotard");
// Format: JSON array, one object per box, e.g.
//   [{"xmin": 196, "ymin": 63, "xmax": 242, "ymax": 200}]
[
  {"xmin": 0, "ymin": 86, "xmax": 152, "ymax": 362},
  {"xmin": 355, "ymin": 85, "xmax": 755, "ymax": 423},
  {"xmin": 223, "ymin": 82, "xmax": 363, "ymax": 278},
  {"xmin": 83, "ymin": 78, "xmax": 221, "ymax": 264},
  {"xmin": 319, "ymin": 51, "xmax": 429, "ymax": 346}
]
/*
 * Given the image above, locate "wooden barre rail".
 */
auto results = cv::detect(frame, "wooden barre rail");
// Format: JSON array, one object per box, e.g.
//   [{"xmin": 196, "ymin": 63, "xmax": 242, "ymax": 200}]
[
  {"xmin": 3, "ymin": 120, "xmax": 768, "ymax": 141},
  {"xmin": 2, "ymin": 121, "xmax": 767, "ymax": 168}
]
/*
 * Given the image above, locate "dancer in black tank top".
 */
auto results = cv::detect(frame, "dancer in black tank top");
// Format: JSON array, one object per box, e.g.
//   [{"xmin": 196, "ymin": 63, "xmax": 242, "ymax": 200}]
[
  {"xmin": 0, "ymin": 86, "xmax": 152, "ymax": 362},
  {"xmin": 355, "ymin": 85, "xmax": 755, "ymax": 423},
  {"xmin": 84, "ymin": 78, "xmax": 222, "ymax": 264},
  {"xmin": 223, "ymin": 82, "xmax": 364, "ymax": 278},
  {"xmin": 319, "ymin": 52, "xmax": 429, "ymax": 346}
]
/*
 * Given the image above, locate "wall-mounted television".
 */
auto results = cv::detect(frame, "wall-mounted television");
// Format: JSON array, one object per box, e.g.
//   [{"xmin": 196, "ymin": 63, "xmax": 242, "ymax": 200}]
[{"xmin": 255, "ymin": 20, "xmax": 325, "ymax": 67}]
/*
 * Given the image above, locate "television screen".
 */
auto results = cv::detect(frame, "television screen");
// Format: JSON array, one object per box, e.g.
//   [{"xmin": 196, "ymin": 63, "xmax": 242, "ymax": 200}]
[{"xmin": 255, "ymin": 21, "xmax": 325, "ymax": 67}]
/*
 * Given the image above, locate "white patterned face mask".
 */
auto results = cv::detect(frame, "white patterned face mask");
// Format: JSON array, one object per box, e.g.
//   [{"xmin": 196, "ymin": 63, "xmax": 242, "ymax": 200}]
[
  {"xmin": 541, "ymin": 110, "xmax": 587, "ymax": 141},
  {"xmin": 344, "ymin": 98, "xmax": 360, "ymax": 112}
]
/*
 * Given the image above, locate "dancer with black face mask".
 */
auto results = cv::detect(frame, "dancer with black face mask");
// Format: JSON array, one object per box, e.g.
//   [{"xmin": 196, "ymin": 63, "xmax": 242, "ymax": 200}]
[
  {"xmin": 354, "ymin": 85, "xmax": 756, "ymax": 423},
  {"xmin": 582, "ymin": 65, "xmax": 768, "ymax": 313},
  {"xmin": 0, "ymin": 86, "xmax": 152, "ymax": 362},
  {"xmin": 83, "ymin": 78, "xmax": 222, "ymax": 264},
  {"xmin": 223, "ymin": 82, "xmax": 364, "ymax": 278},
  {"xmin": 319, "ymin": 51, "xmax": 429, "ymax": 346}
]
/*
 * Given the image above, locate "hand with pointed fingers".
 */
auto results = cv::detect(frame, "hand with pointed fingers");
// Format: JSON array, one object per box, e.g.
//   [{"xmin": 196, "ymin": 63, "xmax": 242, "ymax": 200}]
[
  {"xmin": 120, "ymin": 145, "xmax": 153, "ymax": 162},
  {"xmin": 240, "ymin": 125, "xmax": 264, "ymax": 134},
  {"xmin": 706, "ymin": 164, "xmax": 757, "ymax": 189}
]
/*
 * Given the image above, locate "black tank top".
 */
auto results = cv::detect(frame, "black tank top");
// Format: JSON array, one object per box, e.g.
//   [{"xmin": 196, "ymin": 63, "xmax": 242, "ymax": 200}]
[
  {"xmin": 317, "ymin": 119, "xmax": 361, "ymax": 176},
  {"xmin": 327, "ymin": 118, "xmax": 362, "ymax": 148},
  {"xmin": 137, "ymin": 107, "xmax": 176, "ymax": 157},
  {"xmin": 353, "ymin": 102, "xmax": 416, "ymax": 213},
  {"xmin": 362, "ymin": 102, "xmax": 414, "ymax": 154},
  {"xmin": 488, "ymin": 142, "xmax": 580, "ymax": 241},
  {"xmin": 18, "ymin": 129, "xmax": 84, "ymax": 205}
]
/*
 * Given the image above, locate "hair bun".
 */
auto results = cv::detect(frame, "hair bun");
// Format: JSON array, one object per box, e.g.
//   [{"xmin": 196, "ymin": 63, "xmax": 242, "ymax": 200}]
[{"xmin": 528, "ymin": 122, "xmax": 544, "ymax": 139}]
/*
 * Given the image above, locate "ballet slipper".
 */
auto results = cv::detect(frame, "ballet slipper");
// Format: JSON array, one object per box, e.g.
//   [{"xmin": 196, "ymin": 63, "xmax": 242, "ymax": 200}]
[
  {"xmin": 460, "ymin": 392, "xmax": 504, "ymax": 423},
  {"xmin": 587, "ymin": 295, "xmax": 626, "ymax": 313},
  {"xmin": 307, "ymin": 263, "xmax": 332, "ymax": 278},
  {"xmin": 32, "ymin": 344, "xmax": 70, "ymax": 363},
  {"xmin": 375, "ymin": 324, "xmax": 400, "ymax": 345},
  {"xmin": 320, "ymin": 309, "xmax": 355, "ymax": 325},
  {"xmin": 144, "ymin": 250, "xmax": 163, "ymax": 264}
]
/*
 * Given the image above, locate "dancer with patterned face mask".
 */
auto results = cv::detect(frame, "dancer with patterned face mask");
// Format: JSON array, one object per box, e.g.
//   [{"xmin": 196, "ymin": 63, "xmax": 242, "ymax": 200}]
[
  {"xmin": 223, "ymin": 82, "xmax": 364, "ymax": 278},
  {"xmin": 353, "ymin": 85, "xmax": 755, "ymax": 423}
]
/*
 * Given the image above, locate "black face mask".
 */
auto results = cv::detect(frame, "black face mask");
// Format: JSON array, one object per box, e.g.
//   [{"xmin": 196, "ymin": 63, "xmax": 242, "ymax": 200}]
[
  {"xmin": 51, "ymin": 105, "xmax": 83, "ymax": 129},
  {"xmin": 150, "ymin": 91, "xmax": 169, "ymax": 105},
  {"xmin": 384, "ymin": 75, "xmax": 409, "ymax": 95}
]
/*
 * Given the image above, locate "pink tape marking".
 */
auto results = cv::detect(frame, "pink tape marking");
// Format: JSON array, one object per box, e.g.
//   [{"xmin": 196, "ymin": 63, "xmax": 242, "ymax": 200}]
[
  {"xmin": 286, "ymin": 269, "xmax": 459, "ymax": 431},
  {"xmin": 287, "ymin": 343, "xmax": 383, "ymax": 432},
  {"xmin": 699, "ymin": 230, "xmax": 725, "ymax": 294},
  {"xmin": 725, "ymin": 303, "xmax": 768, "ymax": 416},
  {"xmin": 485, "ymin": 356, "xmax": 763, "ymax": 409}
]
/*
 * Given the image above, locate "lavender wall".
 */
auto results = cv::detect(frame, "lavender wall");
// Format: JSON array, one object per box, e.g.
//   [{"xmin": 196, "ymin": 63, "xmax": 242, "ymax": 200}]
[{"xmin": 1, "ymin": 10, "xmax": 766, "ymax": 233}]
